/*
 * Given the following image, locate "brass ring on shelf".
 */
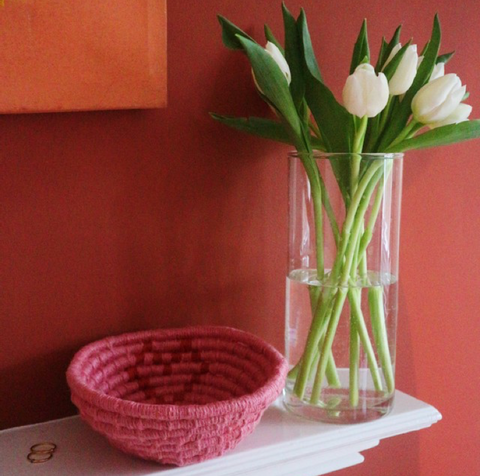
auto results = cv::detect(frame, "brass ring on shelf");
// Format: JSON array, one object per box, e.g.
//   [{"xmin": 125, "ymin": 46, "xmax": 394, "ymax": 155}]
[
  {"xmin": 30, "ymin": 442, "xmax": 57, "ymax": 454},
  {"xmin": 27, "ymin": 452, "xmax": 53, "ymax": 464}
]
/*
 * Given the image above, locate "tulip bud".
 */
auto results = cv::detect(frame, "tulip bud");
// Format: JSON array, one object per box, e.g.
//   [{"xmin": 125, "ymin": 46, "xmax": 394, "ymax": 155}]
[
  {"xmin": 265, "ymin": 42, "xmax": 291, "ymax": 84},
  {"xmin": 411, "ymin": 73, "xmax": 466, "ymax": 124},
  {"xmin": 429, "ymin": 103, "xmax": 472, "ymax": 129},
  {"xmin": 385, "ymin": 44, "xmax": 418, "ymax": 95},
  {"xmin": 342, "ymin": 64, "xmax": 389, "ymax": 118},
  {"xmin": 252, "ymin": 42, "xmax": 291, "ymax": 95}
]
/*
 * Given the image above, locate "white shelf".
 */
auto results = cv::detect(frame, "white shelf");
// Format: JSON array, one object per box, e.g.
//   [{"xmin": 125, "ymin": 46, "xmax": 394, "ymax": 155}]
[{"xmin": 0, "ymin": 390, "xmax": 441, "ymax": 476}]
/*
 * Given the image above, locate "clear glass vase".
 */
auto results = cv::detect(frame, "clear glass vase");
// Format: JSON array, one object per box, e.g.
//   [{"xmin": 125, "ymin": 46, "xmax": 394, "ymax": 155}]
[{"xmin": 284, "ymin": 152, "xmax": 403, "ymax": 424}]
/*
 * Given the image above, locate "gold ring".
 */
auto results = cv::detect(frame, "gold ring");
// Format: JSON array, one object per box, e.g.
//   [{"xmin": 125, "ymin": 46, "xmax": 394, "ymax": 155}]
[
  {"xmin": 27, "ymin": 452, "xmax": 53, "ymax": 463},
  {"xmin": 30, "ymin": 442, "xmax": 57, "ymax": 454}
]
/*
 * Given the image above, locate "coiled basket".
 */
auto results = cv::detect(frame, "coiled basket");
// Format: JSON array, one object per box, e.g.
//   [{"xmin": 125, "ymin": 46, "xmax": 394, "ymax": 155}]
[{"xmin": 67, "ymin": 326, "xmax": 287, "ymax": 466}]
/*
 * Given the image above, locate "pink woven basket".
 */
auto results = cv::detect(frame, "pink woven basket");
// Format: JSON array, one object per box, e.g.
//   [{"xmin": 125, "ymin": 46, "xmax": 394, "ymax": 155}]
[{"xmin": 67, "ymin": 326, "xmax": 287, "ymax": 466}]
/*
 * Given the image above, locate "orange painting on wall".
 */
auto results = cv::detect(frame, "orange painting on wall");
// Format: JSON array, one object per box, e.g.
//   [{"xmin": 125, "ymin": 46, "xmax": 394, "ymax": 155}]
[{"xmin": 0, "ymin": 0, "xmax": 167, "ymax": 113}]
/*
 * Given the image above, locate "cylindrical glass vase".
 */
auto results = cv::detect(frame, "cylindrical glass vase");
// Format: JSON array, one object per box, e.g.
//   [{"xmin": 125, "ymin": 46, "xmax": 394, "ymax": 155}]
[{"xmin": 284, "ymin": 152, "xmax": 403, "ymax": 424}]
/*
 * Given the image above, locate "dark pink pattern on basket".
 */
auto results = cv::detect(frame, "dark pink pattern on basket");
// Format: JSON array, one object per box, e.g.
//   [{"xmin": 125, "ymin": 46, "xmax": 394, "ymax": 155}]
[{"xmin": 67, "ymin": 326, "xmax": 288, "ymax": 466}]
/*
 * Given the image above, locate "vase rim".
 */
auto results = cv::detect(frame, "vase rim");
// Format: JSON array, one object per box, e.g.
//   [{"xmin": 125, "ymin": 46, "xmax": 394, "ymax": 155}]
[{"xmin": 288, "ymin": 151, "xmax": 404, "ymax": 160}]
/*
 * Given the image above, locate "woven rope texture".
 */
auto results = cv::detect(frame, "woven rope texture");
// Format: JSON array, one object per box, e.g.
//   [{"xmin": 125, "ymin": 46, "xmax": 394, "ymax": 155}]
[{"xmin": 67, "ymin": 326, "xmax": 287, "ymax": 466}]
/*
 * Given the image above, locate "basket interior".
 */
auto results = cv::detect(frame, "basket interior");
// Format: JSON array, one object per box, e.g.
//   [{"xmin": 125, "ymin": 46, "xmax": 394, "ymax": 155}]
[{"xmin": 82, "ymin": 335, "xmax": 274, "ymax": 406}]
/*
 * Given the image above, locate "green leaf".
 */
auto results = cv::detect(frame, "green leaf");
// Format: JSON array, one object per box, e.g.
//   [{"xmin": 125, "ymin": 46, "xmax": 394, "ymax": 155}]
[
  {"xmin": 375, "ymin": 37, "xmax": 388, "ymax": 73},
  {"xmin": 236, "ymin": 35, "xmax": 304, "ymax": 147},
  {"xmin": 297, "ymin": 9, "xmax": 323, "ymax": 83},
  {"xmin": 350, "ymin": 20, "xmax": 370, "ymax": 74},
  {"xmin": 217, "ymin": 15, "xmax": 254, "ymax": 50},
  {"xmin": 264, "ymin": 24, "xmax": 284, "ymax": 55},
  {"xmin": 298, "ymin": 12, "xmax": 353, "ymax": 153},
  {"xmin": 420, "ymin": 41, "xmax": 430, "ymax": 56},
  {"xmin": 377, "ymin": 25, "xmax": 402, "ymax": 71},
  {"xmin": 297, "ymin": 10, "xmax": 354, "ymax": 199},
  {"xmin": 282, "ymin": 3, "xmax": 305, "ymax": 109},
  {"xmin": 437, "ymin": 51, "xmax": 455, "ymax": 64},
  {"xmin": 377, "ymin": 15, "xmax": 441, "ymax": 151},
  {"xmin": 210, "ymin": 114, "xmax": 293, "ymax": 144},
  {"xmin": 382, "ymin": 39, "xmax": 412, "ymax": 80},
  {"xmin": 387, "ymin": 120, "xmax": 480, "ymax": 152}
]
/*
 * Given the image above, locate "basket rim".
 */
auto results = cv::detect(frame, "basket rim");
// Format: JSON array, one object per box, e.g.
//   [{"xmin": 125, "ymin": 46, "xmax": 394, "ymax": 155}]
[{"xmin": 67, "ymin": 326, "xmax": 287, "ymax": 420}]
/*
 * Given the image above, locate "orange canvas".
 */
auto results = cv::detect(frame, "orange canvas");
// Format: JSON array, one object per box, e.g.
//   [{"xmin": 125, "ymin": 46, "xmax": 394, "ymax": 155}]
[{"xmin": 0, "ymin": 0, "xmax": 167, "ymax": 113}]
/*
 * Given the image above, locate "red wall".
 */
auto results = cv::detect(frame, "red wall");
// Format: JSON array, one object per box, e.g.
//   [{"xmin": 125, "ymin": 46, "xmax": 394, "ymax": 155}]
[{"xmin": 1, "ymin": 1, "xmax": 479, "ymax": 475}]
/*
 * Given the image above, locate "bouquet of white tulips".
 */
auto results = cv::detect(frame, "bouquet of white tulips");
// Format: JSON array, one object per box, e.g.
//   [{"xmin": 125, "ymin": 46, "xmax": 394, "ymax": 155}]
[{"xmin": 211, "ymin": 3, "xmax": 480, "ymax": 420}]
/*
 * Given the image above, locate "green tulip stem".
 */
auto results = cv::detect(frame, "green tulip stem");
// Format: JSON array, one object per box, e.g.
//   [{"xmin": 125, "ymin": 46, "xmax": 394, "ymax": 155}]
[
  {"xmin": 351, "ymin": 116, "xmax": 369, "ymax": 193},
  {"xmin": 386, "ymin": 119, "xmax": 419, "ymax": 151},
  {"xmin": 349, "ymin": 294, "xmax": 360, "ymax": 407},
  {"xmin": 357, "ymin": 160, "xmax": 394, "ymax": 260},
  {"xmin": 309, "ymin": 165, "xmax": 384, "ymax": 404},
  {"xmin": 369, "ymin": 286, "xmax": 395, "ymax": 393},
  {"xmin": 297, "ymin": 153, "xmax": 325, "ymax": 280},
  {"xmin": 319, "ymin": 173, "xmax": 341, "ymax": 247},
  {"xmin": 378, "ymin": 96, "xmax": 394, "ymax": 137},
  {"xmin": 309, "ymin": 285, "xmax": 341, "ymax": 387},
  {"xmin": 353, "ymin": 115, "xmax": 369, "ymax": 153},
  {"xmin": 349, "ymin": 288, "xmax": 384, "ymax": 391},
  {"xmin": 294, "ymin": 161, "xmax": 383, "ymax": 400}
]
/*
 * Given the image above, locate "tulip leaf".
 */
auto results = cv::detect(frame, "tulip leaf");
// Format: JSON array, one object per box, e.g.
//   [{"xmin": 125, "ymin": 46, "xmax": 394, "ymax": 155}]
[
  {"xmin": 282, "ymin": 3, "xmax": 305, "ymax": 109},
  {"xmin": 210, "ymin": 114, "xmax": 326, "ymax": 150},
  {"xmin": 387, "ymin": 120, "xmax": 480, "ymax": 152},
  {"xmin": 210, "ymin": 114, "xmax": 292, "ymax": 143},
  {"xmin": 375, "ymin": 37, "xmax": 388, "ymax": 72},
  {"xmin": 218, "ymin": 15, "xmax": 255, "ymax": 51},
  {"xmin": 297, "ymin": 9, "xmax": 323, "ymax": 83},
  {"xmin": 350, "ymin": 20, "xmax": 370, "ymax": 74},
  {"xmin": 382, "ymin": 39, "xmax": 412, "ymax": 80},
  {"xmin": 437, "ymin": 51, "xmax": 455, "ymax": 64},
  {"xmin": 377, "ymin": 25, "xmax": 402, "ymax": 71},
  {"xmin": 377, "ymin": 15, "xmax": 441, "ymax": 151},
  {"xmin": 298, "ymin": 11, "xmax": 353, "ymax": 199},
  {"xmin": 236, "ymin": 36, "xmax": 304, "ymax": 146},
  {"xmin": 298, "ymin": 14, "xmax": 353, "ymax": 153},
  {"xmin": 420, "ymin": 41, "xmax": 430, "ymax": 56},
  {"xmin": 264, "ymin": 24, "xmax": 284, "ymax": 55}
]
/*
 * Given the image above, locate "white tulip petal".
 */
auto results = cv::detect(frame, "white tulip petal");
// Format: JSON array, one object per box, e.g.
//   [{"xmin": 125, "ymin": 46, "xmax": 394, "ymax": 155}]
[
  {"xmin": 430, "ymin": 62, "xmax": 445, "ymax": 82},
  {"xmin": 388, "ymin": 45, "xmax": 418, "ymax": 95},
  {"xmin": 265, "ymin": 41, "xmax": 291, "ymax": 84},
  {"xmin": 343, "ymin": 75, "xmax": 365, "ymax": 117},
  {"xmin": 425, "ymin": 84, "xmax": 465, "ymax": 123},
  {"xmin": 383, "ymin": 43, "xmax": 402, "ymax": 69},
  {"xmin": 429, "ymin": 103, "xmax": 472, "ymax": 129},
  {"xmin": 412, "ymin": 74, "xmax": 462, "ymax": 123},
  {"xmin": 343, "ymin": 63, "xmax": 389, "ymax": 118},
  {"xmin": 366, "ymin": 73, "xmax": 389, "ymax": 117}
]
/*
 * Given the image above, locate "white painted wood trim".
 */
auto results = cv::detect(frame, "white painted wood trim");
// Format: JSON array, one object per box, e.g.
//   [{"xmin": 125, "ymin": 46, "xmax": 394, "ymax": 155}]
[{"xmin": 0, "ymin": 390, "xmax": 441, "ymax": 476}]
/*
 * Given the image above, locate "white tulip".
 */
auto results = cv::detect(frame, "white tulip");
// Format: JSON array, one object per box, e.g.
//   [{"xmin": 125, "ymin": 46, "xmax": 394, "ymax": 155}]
[
  {"xmin": 411, "ymin": 73, "xmax": 466, "ymax": 124},
  {"xmin": 429, "ymin": 62, "xmax": 445, "ymax": 82},
  {"xmin": 384, "ymin": 44, "xmax": 418, "ymax": 95},
  {"xmin": 429, "ymin": 103, "xmax": 472, "ymax": 129},
  {"xmin": 342, "ymin": 63, "xmax": 389, "ymax": 118}
]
